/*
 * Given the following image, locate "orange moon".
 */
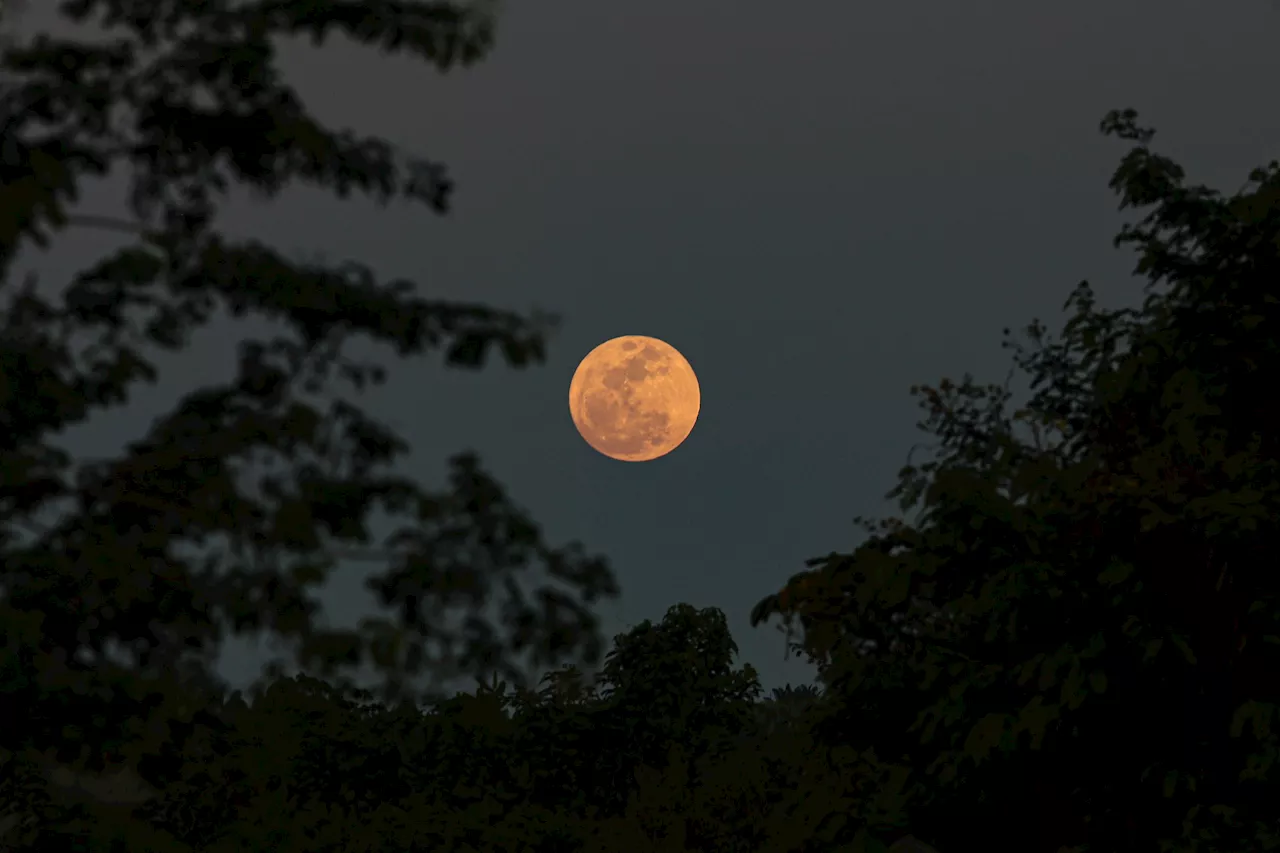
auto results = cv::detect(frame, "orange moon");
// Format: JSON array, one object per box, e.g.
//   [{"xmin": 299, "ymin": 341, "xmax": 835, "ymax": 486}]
[{"xmin": 568, "ymin": 335, "xmax": 700, "ymax": 462}]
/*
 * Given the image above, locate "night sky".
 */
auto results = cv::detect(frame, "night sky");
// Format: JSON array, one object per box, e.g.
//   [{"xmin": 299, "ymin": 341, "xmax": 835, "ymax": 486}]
[{"xmin": 17, "ymin": 0, "xmax": 1280, "ymax": 693}]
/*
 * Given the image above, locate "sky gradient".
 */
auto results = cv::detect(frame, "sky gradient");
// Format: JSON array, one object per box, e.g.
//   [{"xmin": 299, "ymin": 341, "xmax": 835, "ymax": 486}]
[{"xmin": 17, "ymin": 0, "xmax": 1280, "ymax": 693}]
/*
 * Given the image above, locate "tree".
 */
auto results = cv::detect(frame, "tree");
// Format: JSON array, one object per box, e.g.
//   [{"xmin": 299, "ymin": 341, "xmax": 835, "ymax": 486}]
[
  {"xmin": 129, "ymin": 675, "xmax": 577, "ymax": 852},
  {"xmin": 753, "ymin": 109, "xmax": 1280, "ymax": 853},
  {"xmin": 0, "ymin": 1, "xmax": 618, "ymax": 847},
  {"xmin": 513, "ymin": 606, "xmax": 847, "ymax": 853},
  {"xmin": 72, "ymin": 607, "xmax": 773, "ymax": 852},
  {"xmin": 594, "ymin": 604, "xmax": 762, "ymax": 773},
  {"xmin": 511, "ymin": 605, "xmax": 763, "ymax": 824}
]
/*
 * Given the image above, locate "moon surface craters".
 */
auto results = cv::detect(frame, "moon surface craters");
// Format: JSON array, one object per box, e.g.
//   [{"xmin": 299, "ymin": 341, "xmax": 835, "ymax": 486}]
[{"xmin": 568, "ymin": 336, "xmax": 699, "ymax": 462}]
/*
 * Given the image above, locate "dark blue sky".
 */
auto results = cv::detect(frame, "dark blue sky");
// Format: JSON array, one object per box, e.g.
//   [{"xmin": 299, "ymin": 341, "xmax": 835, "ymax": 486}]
[{"xmin": 18, "ymin": 0, "xmax": 1280, "ymax": 693}]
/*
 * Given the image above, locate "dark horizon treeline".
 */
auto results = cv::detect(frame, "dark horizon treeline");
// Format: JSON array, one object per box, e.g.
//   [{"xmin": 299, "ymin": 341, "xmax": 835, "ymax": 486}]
[
  {"xmin": 2, "ymin": 604, "xmax": 897, "ymax": 853},
  {"xmin": 2, "ymin": 2, "xmax": 1278, "ymax": 852},
  {"xmin": 100, "ymin": 606, "xmax": 840, "ymax": 853}
]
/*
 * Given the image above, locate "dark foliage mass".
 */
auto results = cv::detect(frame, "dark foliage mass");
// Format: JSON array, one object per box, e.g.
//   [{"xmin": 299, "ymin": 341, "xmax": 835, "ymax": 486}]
[
  {"xmin": 2, "ymin": 2, "xmax": 1277, "ymax": 852},
  {"xmin": 0, "ymin": 0, "xmax": 618, "ymax": 848},
  {"xmin": 755, "ymin": 112, "xmax": 1280, "ymax": 852}
]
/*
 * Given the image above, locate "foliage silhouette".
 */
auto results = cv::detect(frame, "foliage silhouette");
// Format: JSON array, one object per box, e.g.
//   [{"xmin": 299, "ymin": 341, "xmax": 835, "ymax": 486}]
[
  {"xmin": 139, "ymin": 605, "xmax": 918, "ymax": 853},
  {"xmin": 54, "ymin": 605, "xmax": 793, "ymax": 852},
  {"xmin": 754, "ymin": 109, "xmax": 1280, "ymax": 853},
  {"xmin": 0, "ymin": 0, "xmax": 618, "ymax": 847}
]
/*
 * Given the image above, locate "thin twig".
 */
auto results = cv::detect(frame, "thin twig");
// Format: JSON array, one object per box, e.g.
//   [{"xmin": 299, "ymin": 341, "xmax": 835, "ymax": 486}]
[{"xmin": 65, "ymin": 215, "xmax": 151, "ymax": 236}]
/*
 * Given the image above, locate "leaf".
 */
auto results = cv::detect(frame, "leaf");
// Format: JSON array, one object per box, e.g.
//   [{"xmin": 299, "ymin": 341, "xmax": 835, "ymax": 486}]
[
  {"xmin": 1169, "ymin": 634, "xmax": 1198, "ymax": 665},
  {"xmin": 1017, "ymin": 654, "xmax": 1045, "ymax": 686},
  {"xmin": 962, "ymin": 714, "xmax": 1009, "ymax": 762},
  {"xmin": 1097, "ymin": 560, "xmax": 1134, "ymax": 586},
  {"xmin": 1089, "ymin": 671, "xmax": 1107, "ymax": 695},
  {"xmin": 1229, "ymin": 701, "xmax": 1275, "ymax": 740},
  {"xmin": 1014, "ymin": 696, "xmax": 1061, "ymax": 749}
]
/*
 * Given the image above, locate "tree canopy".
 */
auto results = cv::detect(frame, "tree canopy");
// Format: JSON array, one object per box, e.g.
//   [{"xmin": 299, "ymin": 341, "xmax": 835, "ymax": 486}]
[
  {"xmin": 0, "ymin": 0, "xmax": 617, "ymax": 847},
  {"xmin": 6, "ymin": 605, "xmax": 788, "ymax": 852},
  {"xmin": 754, "ymin": 109, "xmax": 1280, "ymax": 853}
]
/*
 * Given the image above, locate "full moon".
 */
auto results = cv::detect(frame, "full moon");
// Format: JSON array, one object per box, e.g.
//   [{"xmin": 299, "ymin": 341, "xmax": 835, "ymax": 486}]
[{"xmin": 568, "ymin": 335, "xmax": 700, "ymax": 462}]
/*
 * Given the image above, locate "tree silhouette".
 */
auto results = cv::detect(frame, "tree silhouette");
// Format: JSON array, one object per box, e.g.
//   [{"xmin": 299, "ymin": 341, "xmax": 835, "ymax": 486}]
[
  {"xmin": 0, "ymin": 1, "xmax": 617, "ymax": 847},
  {"xmin": 57, "ymin": 606, "xmax": 792, "ymax": 852},
  {"xmin": 754, "ymin": 109, "xmax": 1280, "ymax": 853}
]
